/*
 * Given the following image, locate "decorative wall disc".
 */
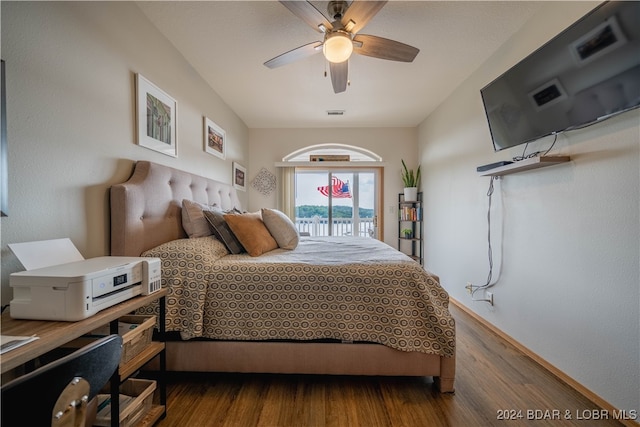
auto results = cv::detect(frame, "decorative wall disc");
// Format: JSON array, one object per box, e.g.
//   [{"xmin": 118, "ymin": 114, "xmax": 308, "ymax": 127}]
[{"xmin": 251, "ymin": 167, "xmax": 277, "ymax": 195}]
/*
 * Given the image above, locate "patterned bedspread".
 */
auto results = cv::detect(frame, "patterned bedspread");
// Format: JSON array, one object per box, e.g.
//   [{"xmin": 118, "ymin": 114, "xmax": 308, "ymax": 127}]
[{"xmin": 140, "ymin": 236, "xmax": 455, "ymax": 358}]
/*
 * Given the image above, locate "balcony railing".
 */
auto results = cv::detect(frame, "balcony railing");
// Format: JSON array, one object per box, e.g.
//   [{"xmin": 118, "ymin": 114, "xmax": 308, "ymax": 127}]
[{"xmin": 295, "ymin": 216, "xmax": 375, "ymax": 237}]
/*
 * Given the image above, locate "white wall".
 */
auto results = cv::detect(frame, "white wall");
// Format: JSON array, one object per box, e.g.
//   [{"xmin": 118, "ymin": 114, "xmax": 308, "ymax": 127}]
[
  {"xmin": 419, "ymin": 1, "xmax": 639, "ymax": 412},
  {"xmin": 0, "ymin": 2, "xmax": 249, "ymax": 303},
  {"xmin": 247, "ymin": 127, "xmax": 418, "ymax": 246}
]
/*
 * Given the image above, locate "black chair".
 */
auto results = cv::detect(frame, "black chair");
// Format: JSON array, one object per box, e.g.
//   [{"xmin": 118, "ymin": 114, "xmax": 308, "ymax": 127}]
[{"xmin": 1, "ymin": 334, "xmax": 123, "ymax": 427}]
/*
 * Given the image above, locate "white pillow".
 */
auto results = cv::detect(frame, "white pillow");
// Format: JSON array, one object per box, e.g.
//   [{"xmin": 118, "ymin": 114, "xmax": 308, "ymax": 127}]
[
  {"xmin": 261, "ymin": 208, "xmax": 299, "ymax": 250},
  {"xmin": 181, "ymin": 199, "xmax": 217, "ymax": 238}
]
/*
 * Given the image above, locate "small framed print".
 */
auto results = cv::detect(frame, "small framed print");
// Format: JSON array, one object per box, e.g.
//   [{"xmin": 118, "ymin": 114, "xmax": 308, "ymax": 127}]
[
  {"xmin": 136, "ymin": 73, "xmax": 177, "ymax": 157},
  {"xmin": 233, "ymin": 162, "xmax": 247, "ymax": 191},
  {"xmin": 204, "ymin": 117, "xmax": 225, "ymax": 159},
  {"xmin": 310, "ymin": 154, "xmax": 350, "ymax": 162},
  {"xmin": 1, "ymin": 60, "xmax": 7, "ymax": 216}
]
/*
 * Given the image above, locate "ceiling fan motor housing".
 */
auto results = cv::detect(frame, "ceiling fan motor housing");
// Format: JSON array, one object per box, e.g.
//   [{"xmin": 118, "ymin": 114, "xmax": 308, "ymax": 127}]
[{"xmin": 328, "ymin": 1, "xmax": 349, "ymax": 20}]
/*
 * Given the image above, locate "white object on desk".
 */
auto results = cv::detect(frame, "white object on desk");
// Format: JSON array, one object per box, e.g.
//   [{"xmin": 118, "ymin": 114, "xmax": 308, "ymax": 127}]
[
  {"xmin": 0, "ymin": 335, "xmax": 39, "ymax": 354},
  {"xmin": 9, "ymin": 257, "xmax": 161, "ymax": 321},
  {"xmin": 8, "ymin": 238, "xmax": 162, "ymax": 322},
  {"xmin": 8, "ymin": 237, "xmax": 84, "ymax": 270}
]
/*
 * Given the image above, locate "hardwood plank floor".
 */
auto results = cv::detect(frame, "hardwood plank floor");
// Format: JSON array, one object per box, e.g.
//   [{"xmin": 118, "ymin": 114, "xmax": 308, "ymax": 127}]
[{"xmin": 154, "ymin": 303, "xmax": 625, "ymax": 427}]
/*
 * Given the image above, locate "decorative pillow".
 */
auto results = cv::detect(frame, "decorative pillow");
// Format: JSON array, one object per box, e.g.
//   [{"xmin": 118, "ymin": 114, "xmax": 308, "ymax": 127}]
[
  {"xmin": 181, "ymin": 199, "xmax": 217, "ymax": 238},
  {"xmin": 223, "ymin": 211, "xmax": 278, "ymax": 257},
  {"xmin": 203, "ymin": 208, "xmax": 245, "ymax": 254},
  {"xmin": 261, "ymin": 208, "xmax": 299, "ymax": 250}
]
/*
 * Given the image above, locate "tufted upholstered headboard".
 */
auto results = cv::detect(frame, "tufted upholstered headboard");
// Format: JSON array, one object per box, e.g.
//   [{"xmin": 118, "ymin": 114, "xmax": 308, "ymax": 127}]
[{"xmin": 110, "ymin": 161, "xmax": 241, "ymax": 257}]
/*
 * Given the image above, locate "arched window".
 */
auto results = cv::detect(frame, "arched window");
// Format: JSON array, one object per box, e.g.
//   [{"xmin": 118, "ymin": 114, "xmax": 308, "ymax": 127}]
[{"xmin": 278, "ymin": 144, "xmax": 384, "ymax": 239}]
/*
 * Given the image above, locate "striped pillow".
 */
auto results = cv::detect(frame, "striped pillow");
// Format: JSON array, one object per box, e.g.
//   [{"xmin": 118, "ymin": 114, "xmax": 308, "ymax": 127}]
[{"xmin": 203, "ymin": 208, "xmax": 245, "ymax": 254}]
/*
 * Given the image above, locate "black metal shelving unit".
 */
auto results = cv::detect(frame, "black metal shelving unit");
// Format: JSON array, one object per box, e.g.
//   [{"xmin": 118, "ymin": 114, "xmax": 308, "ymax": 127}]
[{"xmin": 398, "ymin": 192, "xmax": 423, "ymax": 265}]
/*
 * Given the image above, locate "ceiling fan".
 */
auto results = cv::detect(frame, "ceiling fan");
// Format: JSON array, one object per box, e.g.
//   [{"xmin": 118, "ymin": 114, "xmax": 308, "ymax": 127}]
[{"xmin": 264, "ymin": 0, "xmax": 419, "ymax": 94}]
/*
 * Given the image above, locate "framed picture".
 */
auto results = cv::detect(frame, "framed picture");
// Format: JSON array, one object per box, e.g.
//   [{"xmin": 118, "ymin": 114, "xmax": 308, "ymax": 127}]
[
  {"xmin": 136, "ymin": 73, "xmax": 177, "ymax": 157},
  {"xmin": 1, "ymin": 59, "xmax": 8, "ymax": 216},
  {"xmin": 310, "ymin": 154, "xmax": 350, "ymax": 162},
  {"xmin": 569, "ymin": 17, "xmax": 626, "ymax": 66},
  {"xmin": 203, "ymin": 117, "xmax": 225, "ymax": 159},
  {"xmin": 233, "ymin": 162, "xmax": 247, "ymax": 191},
  {"xmin": 528, "ymin": 78, "xmax": 567, "ymax": 111}
]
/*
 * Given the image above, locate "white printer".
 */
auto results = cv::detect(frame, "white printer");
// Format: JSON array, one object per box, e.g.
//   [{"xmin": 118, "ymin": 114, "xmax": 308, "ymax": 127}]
[{"xmin": 9, "ymin": 240, "xmax": 162, "ymax": 321}]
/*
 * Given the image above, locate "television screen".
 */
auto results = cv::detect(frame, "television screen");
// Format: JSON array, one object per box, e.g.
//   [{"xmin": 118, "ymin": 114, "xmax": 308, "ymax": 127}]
[{"xmin": 481, "ymin": 1, "xmax": 640, "ymax": 152}]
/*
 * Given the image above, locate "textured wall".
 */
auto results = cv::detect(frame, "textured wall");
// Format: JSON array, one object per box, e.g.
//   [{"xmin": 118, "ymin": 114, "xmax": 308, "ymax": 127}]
[
  {"xmin": 1, "ymin": 2, "xmax": 249, "ymax": 303},
  {"xmin": 419, "ymin": 1, "xmax": 639, "ymax": 413}
]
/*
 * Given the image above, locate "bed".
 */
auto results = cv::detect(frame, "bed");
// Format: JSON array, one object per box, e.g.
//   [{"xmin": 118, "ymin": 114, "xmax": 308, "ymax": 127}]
[{"xmin": 110, "ymin": 160, "xmax": 455, "ymax": 392}]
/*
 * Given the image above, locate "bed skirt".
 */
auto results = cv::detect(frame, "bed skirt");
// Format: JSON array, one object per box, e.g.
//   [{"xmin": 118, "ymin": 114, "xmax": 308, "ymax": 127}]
[{"xmin": 146, "ymin": 340, "xmax": 455, "ymax": 393}]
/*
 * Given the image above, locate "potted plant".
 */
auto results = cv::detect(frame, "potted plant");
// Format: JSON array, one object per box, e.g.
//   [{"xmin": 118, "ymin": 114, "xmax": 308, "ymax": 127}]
[
  {"xmin": 401, "ymin": 159, "xmax": 420, "ymax": 201},
  {"xmin": 401, "ymin": 228, "xmax": 413, "ymax": 239}
]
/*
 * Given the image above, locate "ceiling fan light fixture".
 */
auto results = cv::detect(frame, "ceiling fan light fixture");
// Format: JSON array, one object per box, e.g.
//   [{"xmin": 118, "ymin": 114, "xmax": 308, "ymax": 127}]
[{"xmin": 323, "ymin": 32, "xmax": 353, "ymax": 63}]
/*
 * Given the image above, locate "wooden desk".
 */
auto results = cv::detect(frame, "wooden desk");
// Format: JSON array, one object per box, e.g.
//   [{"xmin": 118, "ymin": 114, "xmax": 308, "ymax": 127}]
[
  {"xmin": 1, "ymin": 289, "xmax": 167, "ymax": 373},
  {"xmin": 1, "ymin": 289, "xmax": 167, "ymax": 426}
]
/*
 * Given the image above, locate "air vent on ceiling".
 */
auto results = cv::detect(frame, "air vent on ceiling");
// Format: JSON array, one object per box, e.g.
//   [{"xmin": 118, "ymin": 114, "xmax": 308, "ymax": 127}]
[{"xmin": 327, "ymin": 110, "xmax": 345, "ymax": 116}]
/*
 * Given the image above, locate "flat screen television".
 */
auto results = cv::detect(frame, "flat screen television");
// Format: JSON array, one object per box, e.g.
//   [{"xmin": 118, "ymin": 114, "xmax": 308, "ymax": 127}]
[{"xmin": 481, "ymin": 1, "xmax": 640, "ymax": 152}]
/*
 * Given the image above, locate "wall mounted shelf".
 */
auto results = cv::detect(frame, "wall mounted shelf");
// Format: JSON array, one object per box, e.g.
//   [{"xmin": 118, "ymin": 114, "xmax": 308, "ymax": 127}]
[{"xmin": 478, "ymin": 155, "xmax": 570, "ymax": 177}]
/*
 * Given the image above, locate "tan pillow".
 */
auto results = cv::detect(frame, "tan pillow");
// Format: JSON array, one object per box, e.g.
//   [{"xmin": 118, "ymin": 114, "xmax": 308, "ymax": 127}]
[
  {"xmin": 261, "ymin": 208, "xmax": 299, "ymax": 250},
  {"xmin": 223, "ymin": 211, "xmax": 278, "ymax": 256},
  {"xmin": 182, "ymin": 199, "xmax": 216, "ymax": 238}
]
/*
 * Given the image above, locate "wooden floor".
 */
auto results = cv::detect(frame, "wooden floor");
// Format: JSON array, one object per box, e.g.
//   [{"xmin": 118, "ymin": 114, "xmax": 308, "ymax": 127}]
[{"xmin": 154, "ymin": 303, "xmax": 624, "ymax": 427}]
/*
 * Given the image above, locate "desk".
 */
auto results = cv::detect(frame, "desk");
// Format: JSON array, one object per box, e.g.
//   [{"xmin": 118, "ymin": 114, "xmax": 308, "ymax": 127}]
[{"xmin": 1, "ymin": 289, "xmax": 167, "ymax": 426}]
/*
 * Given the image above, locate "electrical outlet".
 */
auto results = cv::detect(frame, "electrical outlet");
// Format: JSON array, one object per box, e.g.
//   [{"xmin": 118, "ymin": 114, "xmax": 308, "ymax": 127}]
[
  {"xmin": 465, "ymin": 282, "xmax": 473, "ymax": 294},
  {"xmin": 486, "ymin": 291, "xmax": 494, "ymax": 306}
]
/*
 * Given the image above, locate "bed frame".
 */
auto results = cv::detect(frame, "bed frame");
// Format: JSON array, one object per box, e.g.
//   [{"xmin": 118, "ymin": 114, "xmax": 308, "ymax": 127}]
[{"xmin": 110, "ymin": 160, "xmax": 455, "ymax": 392}]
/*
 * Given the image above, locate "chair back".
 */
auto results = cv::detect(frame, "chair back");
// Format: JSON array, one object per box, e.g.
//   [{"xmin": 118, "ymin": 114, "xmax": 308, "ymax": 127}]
[{"xmin": 1, "ymin": 334, "xmax": 122, "ymax": 427}]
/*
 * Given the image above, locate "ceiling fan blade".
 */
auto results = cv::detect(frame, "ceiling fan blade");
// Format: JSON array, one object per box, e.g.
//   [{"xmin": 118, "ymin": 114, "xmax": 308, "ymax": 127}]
[
  {"xmin": 353, "ymin": 34, "xmax": 419, "ymax": 62},
  {"xmin": 264, "ymin": 41, "xmax": 323, "ymax": 69},
  {"xmin": 279, "ymin": 1, "xmax": 333, "ymax": 33},
  {"xmin": 341, "ymin": 0, "xmax": 387, "ymax": 34},
  {"xmin": 329, "ymin": 60, "xmax": 348, "ymax": 93}
]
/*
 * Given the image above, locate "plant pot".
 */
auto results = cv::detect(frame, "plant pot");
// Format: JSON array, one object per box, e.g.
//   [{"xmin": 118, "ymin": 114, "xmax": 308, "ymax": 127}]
[{"xmin": 403, "ymin": 187, "xmax": 418, "ymax": 201}]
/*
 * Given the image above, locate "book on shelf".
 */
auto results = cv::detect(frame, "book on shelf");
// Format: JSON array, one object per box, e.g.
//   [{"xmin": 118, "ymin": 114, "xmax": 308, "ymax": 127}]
[{"xmin": 399, "ymin": 206, "xmax": 421, "ymax": 221}]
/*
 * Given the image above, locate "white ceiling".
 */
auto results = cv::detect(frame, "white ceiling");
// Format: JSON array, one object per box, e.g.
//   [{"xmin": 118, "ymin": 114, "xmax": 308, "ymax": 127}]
[{"xmin": 136, "ymin": 1, "xmax": 543, "ymax": 129}]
